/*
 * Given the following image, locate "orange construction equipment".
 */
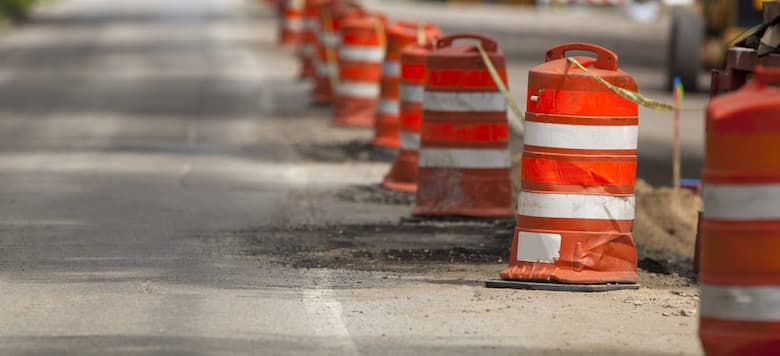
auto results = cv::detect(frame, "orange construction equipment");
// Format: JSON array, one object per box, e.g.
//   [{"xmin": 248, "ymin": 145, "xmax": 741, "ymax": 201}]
[
  {"xmin": 498, "ymin": 43, "xmax": 639, "ymax": 287},
  {"xmin": 310, "ymin": 1, "xmax": 362, "ymax": 105},
  {"xmin": 332, "ymin": 13, "xmax": 387, "ymax": 127},
  {"xmin": 382, "ymin": 43, "xmax": 434, "ymax": 192},
  {"xmin": 412, "ymin": 34, "xmax": 514, "ymax": 218},
  {"xmin": 279, "ymin": 0, "xmax": 305, "ymax": 46},
  {"xmin": 373, "ymin": 21, "xmax": 442, "ymax": 148},
  {"xmin": 699, "ymin": 66, "xmax": 780, "ymax": 356}
]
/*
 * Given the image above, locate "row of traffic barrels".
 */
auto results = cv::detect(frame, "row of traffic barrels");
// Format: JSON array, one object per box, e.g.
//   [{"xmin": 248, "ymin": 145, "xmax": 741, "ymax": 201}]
[
  {"xmin": 276, "ymin": 0, "xmax": 640, "ymax": 288},
  {"xmin": 269, "ymin": 0, "xmax": 780, "ymax": 354}
]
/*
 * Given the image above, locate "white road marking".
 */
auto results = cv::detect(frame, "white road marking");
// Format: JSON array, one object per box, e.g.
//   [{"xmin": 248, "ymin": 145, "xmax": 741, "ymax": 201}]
[{"xmin": 303, "ymin": 270, "xmax": 359, "ymax": 354}]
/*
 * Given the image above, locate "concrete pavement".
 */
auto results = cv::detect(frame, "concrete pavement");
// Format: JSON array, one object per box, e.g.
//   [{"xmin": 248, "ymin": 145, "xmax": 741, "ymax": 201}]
[{"xmin": 0, "ymin": 0, "xmax": 702, "ymax": 355}]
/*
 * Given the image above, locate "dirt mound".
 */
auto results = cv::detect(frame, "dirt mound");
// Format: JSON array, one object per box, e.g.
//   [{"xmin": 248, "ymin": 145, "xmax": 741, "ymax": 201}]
[{"xmin": 634, "ymin": 179, "xmax": 702, "ymax": 276}]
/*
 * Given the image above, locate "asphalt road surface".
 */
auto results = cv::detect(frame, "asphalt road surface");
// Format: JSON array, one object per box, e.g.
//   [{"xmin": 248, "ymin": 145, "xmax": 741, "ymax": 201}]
[{"xmin": 0, "ymin": 0, "xmax": 704, "ymax": 355}]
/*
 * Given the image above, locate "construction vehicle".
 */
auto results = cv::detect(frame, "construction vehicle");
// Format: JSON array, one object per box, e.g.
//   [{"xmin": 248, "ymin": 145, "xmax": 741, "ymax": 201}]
[
  {"xmin": 667, "ymin": 0, "xmax": 767, "ymax": 91},
  {"xmin": 710, "ymin": 1, "xmax": 780, "ymax": 95}
]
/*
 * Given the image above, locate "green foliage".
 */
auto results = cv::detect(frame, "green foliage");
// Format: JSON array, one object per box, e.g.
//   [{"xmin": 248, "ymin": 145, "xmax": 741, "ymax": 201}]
[{"xmin": 0, "ymin": 0, "xmax": 38, "ymax": 22}]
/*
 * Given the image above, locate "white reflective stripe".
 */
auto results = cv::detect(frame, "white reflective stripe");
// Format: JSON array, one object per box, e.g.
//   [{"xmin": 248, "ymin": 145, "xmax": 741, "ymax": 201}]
[
  {"xmin": 284, "ymin": 19, "xmax": 305, "ymax": 31},
  {"xmin": 319, "ymin": 32, "xmax": 339, "ymax": 47},
  {"xmin": 700, "ymin": 284, "xmax": 780, "ymax": 322},
  {"xmin": 516, "ymin": 232, "xmax": 561, "ymax": 263},
  {"xmin": 400, "ymin": 132, "xmax": 420, "ymax": 150},
  {"xmin": 518, "ymin": 192, "xmax": 636, "ymax": 220},
  {"xmin": 378, "ymin": 99, "xmax": 399, "ymax": 116},
  {"xmin": 703, "ymin": 184, "xmax": 780, "ymax": 221},
  {"xmin": 423, "ymin": 91, "xmax": 506, "ymax": 112},
  {"xmin": 339, "ymin": 46, "xmax": 385, "ymax": 63},
  {"xmin": 524, "ymin": 121, "xmax": 638, "ymax": 150},
  {"xmin": 400, "ymin": 84, "xmax": 423, "ymax": 104},
  {"xmin": 337, "ymin": 81, "xmax": 380, "ymax": 98},
  {"xmin": 419, "ymin": 148, "xmax": 510, "ymax": 169},
  {"xmin": 383, "ymin": 61, "xmax": 400, "ymax": 76}
]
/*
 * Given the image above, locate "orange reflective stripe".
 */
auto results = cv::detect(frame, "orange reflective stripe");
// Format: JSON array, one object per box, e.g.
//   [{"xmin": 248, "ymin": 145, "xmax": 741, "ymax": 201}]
[
  {"xmin": 342, "ymin": 34, "xmax": 383, "ymax": 46},
  {"xmin": 522, "ymin": 155, "xmax": 636, "ymax": 190},
  {"xmin": 380, "ymin": 79, "xmax": 400, "ymax": 99},
  {"xmin": 401, "ymin": 63, "xmax": 426, "ymax": 82},
  {"xmin": 706, "ymin": 134, "xmax": 780, "ymax": 172},
  {"xmin": 400, "ymin": 106, "xmax": 422, "ymax": 131},
  {"xmin": 699, "ymin": 221, "xmax": 780, "ymax": 285},
  {"xmin": 421, "ymin": 122, "xmax": 509, "ymax": 146},
  {"xmin": 339, "ymin": 63, "xmax": 382, "ymax": 81},
  {"xmin": 527, "ymin": 88, "xmax": 638, "ymax": 116},
  {"xmin": 427, "ymin": 69, "xmax": 508, "ymax": 90},
  {"xmin": 708, "ymin": 108, "xmax": 780, "ymax": 133},
  {"xmin": 701, "ymin": 318, "xmax": 780, "ymax": 337}
]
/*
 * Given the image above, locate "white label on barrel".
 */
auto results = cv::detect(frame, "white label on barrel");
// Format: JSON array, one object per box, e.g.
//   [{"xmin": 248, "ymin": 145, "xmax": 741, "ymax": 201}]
[{"xmin": 516, "ymin": 231, "xmax": 561, "ymax": 263}]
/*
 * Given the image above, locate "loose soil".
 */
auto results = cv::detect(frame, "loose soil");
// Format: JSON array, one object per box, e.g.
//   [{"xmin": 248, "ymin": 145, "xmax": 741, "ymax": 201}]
[{"xmin": 633, "ymin": 179, "xmax": 702, "ymax": 278}]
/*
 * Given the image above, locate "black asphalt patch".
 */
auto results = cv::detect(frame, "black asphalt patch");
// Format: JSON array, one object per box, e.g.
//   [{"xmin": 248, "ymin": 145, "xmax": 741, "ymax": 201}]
[
  {"xmin": 297, "ymin": 140, "xmax": 397, "ymax": 162},
  {"xmin": 219, "ymin": 220, "xmax": 514, "ymax": 272},
  {"xmin": 337, "ymin": 184, "xmax": 415, "ymax": 205}
]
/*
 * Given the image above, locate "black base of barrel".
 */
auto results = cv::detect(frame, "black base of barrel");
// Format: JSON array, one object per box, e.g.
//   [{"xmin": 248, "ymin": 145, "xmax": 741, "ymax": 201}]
[{"xmin": 485, "ymin": 279, "xmax": 640, "ymax": 292}]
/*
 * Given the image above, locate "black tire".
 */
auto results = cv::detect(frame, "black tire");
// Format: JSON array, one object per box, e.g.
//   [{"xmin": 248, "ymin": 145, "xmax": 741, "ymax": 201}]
[{"xmin": 666, "ymin": 7, "xmax": 704, "ymax": 92}]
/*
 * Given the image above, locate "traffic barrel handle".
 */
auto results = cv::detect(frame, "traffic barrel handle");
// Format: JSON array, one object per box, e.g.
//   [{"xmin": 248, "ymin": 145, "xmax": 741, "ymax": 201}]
[
  {"xmin": 546, "ymin": 42, "xmax": 618, "ymax": 71},
  {"xmin": 436, "ymin": 33, "xmax": 498, "ymax": 52},
  {"xmin": 391, "ymin": 20, "xmax": 432, "ymax": 46},
  {"xmin": 754, "ymin": 65, "xmax": 780, "ymax": 86},
  {"xmin": 393, "ymin": 20, "xmax": 425, "ymax": 30}
]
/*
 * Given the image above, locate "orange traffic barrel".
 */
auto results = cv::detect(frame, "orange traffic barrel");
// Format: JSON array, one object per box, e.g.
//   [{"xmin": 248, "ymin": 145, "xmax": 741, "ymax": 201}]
[
  {"xmin": 412, "ymin": 34, "xmax": 514, "ymax": 218},
  {"xmin": 372, "ymin": 21, "xmax": 442, "ymax": 148},
  {"xmin": 303, "ymin": 0, "xmax": 343, "ymax": 81},
  {"xmin": 497, "ymin": 43, "xmax": 639, "ymax": 288},
  {"xmin": 298, "ymin": 0, "xmax": 322, "ymax": 80},
  {"xmin": 279, "ymin": 0, "xmax": 305, "ymax": 46},
  {"xmin": 382, "ymin": 43, "xmax": 434, "ymax": 192},
  {"xmin": 310, "ymin": 1, "xmax": 363, "ymax": 105},
  {"xmin": 699, "ymin": 66, "xmax": 780, "ymax": 355},
  {"xmin": 332, "ymin": 14, "xmax": 387, "ymax": 127}
]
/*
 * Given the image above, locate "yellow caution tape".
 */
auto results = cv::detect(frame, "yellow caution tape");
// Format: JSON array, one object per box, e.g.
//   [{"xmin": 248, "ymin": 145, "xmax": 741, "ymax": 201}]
[
  {"xmin": 476, "ymin": 44, "xmax": 526, "ymax": 128},
  {"xmin": 476, "ymin": 44, "xmax": 702, "ymax": 119},
  {"xmin": 374, "ymin": 16, "xmax": 386, "ymax": 48},
  {"xmin": 321, "ymin": 8, "xmax": 339, "ymax": 92},
  {"xmin": 417, "ymin": 24, "xmax": 425, "ymax": 46},
  {"xmin": 566, "ymin": 57, "xmax": 702, "ymax": 112}
]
